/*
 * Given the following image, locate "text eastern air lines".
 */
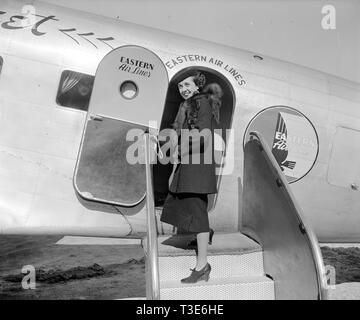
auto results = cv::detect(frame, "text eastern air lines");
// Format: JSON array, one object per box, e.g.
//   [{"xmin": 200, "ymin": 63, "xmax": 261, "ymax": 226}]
[
  {"xmin": 0, "ymin": 10, "xmax": 115, "ymax": 49},
  {"xmin": 120, "ymin": 57, "xmax": 154, "ymax": 70}
]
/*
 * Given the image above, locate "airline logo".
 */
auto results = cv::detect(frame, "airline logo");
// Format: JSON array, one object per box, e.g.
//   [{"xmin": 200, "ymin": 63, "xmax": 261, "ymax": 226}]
[
  {"xmin": 118, "ymin": 56, "xmax": 154, "ymax": 78},
  {"xmin": 245, "ymin": 106, "xmax": 319, "ymax": 183},
  {"xmin": 272, "ymin": 113, "xmax": 297, "ymax": 172}
]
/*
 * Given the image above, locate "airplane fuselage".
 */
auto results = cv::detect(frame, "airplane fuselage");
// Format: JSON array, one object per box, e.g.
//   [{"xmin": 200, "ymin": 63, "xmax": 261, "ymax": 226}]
[{"xmin": 0, "ymin": 0, "xmax": 359, "ymax": 242}]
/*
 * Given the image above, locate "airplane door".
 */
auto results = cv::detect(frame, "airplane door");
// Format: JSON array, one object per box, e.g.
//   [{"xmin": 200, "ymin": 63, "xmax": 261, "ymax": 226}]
[
  {"xmin": 74, "ymin": 46, "xmax": 168, "ymax": 206},
  {"xmin": 327, "ymin": 127, "xmax": 360, "ymax": 190}
]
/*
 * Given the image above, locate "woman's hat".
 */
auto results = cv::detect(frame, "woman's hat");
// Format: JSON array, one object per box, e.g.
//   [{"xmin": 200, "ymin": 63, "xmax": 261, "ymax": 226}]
[{"xmin": 177, "ymin": 68, "xmax": 206, "ymax": 88}]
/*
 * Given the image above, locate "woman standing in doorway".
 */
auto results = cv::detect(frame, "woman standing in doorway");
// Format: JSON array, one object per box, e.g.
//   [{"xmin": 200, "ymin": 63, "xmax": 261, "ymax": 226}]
[{"xmin": 160, "ymin": 69, "xmax": 223, "ymax": 283}]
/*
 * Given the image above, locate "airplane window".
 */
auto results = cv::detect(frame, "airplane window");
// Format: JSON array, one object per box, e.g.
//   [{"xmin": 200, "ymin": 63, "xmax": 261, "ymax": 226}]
[
  {"xmin": 56, "ymin": 70, "xmax": 94, "ymax": 111},
  {"xmin": 0, "ymin": 56, "xmax": 3, "ymax": 75}
]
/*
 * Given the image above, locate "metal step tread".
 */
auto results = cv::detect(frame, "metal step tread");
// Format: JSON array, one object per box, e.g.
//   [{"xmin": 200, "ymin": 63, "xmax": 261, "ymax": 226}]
[
  {"xmin": 160, "ymin": 275, "xmax": 275, "ymax": 300},
  {"xmin": 158, "ymin": 251, "xmax": 265, "ymax": 281},
  {"xmin": 161, "ymin": 275, "xmax": 273, "ymax": 289},
  {"xmin": 155, "ymin": 232, "xmax": 261, "ymax": 257}
]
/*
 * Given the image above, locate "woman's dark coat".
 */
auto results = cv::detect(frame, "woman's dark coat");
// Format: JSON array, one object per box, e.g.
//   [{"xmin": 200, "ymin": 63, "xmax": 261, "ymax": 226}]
[{"xmin": 169, "ymin": 93, "xmax": 217, "ymax": 195}]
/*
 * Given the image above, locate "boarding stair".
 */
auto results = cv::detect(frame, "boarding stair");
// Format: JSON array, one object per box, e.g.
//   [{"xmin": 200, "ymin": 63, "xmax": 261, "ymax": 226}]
[
  {"xmin": 143, "ymin": 231, "xmax": 274, "ymax": 300},
  {"xmin": 143, "ymin": 131, "xmax": 328, "ymax": 300}
]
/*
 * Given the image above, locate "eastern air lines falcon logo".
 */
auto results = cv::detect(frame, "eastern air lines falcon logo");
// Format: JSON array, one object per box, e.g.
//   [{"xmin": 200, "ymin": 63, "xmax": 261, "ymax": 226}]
[
  {"xmin": 272, "ymin": 113, "xmax": 296, "ymax": 171},
  {"xmin": 244, "ymin": 106, "xmax": 319, "ymax": 183}
]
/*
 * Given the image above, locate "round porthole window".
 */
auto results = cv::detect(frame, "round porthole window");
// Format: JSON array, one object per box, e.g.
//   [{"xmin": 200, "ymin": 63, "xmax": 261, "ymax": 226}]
[
  {"xmin": 243, "ymin": 106, "xmax": 319, "ymax": 183},
  {"xmin": 120, "ymin": 81, "xmax": 138, "ymax": 100}
]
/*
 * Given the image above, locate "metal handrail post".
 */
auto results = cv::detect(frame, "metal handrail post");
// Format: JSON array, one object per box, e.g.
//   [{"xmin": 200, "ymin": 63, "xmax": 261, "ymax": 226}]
[{"xmin": 144, "ymin": 132, "xmax": 160, "ymax": 300}]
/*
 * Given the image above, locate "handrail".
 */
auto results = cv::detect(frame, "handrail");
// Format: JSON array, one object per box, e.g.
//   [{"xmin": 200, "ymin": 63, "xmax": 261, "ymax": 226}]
[
  {"xmin": 242, "ymin": 131, "xmax": 328, "ymax": 299},
  {"xmin": 144, "ymin": 132, "xmax": 160, "ymax": 300}
]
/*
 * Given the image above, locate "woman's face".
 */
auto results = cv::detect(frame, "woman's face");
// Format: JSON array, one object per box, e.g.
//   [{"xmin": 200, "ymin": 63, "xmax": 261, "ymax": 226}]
[{"xmin": 178, "ymin": 76, "xmax": 199, "ymax": 100}]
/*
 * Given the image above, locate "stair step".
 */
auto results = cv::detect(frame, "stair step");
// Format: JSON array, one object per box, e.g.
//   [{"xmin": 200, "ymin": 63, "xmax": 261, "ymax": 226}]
[
  {"xmin": 145, "ymin": 232, "xmax": 261, "ymax": 257},
  {"xmin": 159, "ymin": 252, "xmax": 264, "ymax": 282},
  {"xmin": 160, "ymin": 275, "xmax": 275, "ymax": 300}
]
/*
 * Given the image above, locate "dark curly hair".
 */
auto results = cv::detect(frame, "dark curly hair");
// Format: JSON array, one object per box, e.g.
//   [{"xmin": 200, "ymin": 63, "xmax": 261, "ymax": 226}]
[{"xmin": 192, "ymin": 71, "xmax": 206, "ymax": 89}]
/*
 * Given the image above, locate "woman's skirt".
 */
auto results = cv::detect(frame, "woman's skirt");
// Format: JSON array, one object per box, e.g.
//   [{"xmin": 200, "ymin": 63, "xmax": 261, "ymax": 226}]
[{"xmin": 160, "ymin": 192, "xmax": 209, "ymax": 233}]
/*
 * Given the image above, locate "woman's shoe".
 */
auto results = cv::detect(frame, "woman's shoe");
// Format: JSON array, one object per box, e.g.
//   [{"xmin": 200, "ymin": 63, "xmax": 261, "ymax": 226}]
[{"xmin": 180, "ymin": 263, "xmax": 211, "ymax": 283}]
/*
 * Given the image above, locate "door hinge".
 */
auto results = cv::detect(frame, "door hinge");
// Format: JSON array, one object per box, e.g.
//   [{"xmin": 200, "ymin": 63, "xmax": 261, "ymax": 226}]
[{"xmin": 90, "ymin": 115, "xmax": 103, "ymax": 121}]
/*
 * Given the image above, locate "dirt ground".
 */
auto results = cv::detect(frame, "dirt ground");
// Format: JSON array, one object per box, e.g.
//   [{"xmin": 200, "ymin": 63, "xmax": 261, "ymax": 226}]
[
  {"xmin": 321, "ymin": 246, "xmax": 360, "ymax": 283},
  {"xmin": 0, "ymin": 235, "xmax": 359, "ymax": 299},
  {"xmin": 0, "ymin": 235, "xmax": 146, "ymax": 300}
]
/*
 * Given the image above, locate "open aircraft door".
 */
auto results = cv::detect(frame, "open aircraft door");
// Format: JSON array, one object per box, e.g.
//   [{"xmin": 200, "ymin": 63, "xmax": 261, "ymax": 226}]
[{"xmin": 74, "ymin": 46, "xmax": 168, "ymax": 206}]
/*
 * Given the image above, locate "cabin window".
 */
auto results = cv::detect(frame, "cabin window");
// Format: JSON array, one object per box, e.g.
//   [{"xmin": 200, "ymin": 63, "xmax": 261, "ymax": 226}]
[
  {"xmin": 0, "ymin": 56, "xmax": 3, "ymax": 75},
  {"xmin": 56, "ymin": 70, "xmax": 94, "ymax": 111}
]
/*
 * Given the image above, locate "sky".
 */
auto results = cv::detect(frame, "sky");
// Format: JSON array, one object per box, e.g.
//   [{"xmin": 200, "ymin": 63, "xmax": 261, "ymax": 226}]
[{"xmin": 42, "ymin": 0, "xmax": 360, "ymax": 83}]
